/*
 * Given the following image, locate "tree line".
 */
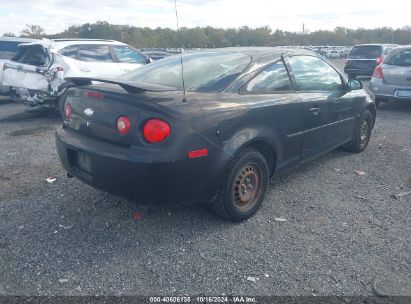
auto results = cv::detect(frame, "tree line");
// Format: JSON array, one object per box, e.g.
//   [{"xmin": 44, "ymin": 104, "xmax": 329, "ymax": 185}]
[{"xmin": 4, "ymin": 22, "xmax": 411, "ymax": 47}]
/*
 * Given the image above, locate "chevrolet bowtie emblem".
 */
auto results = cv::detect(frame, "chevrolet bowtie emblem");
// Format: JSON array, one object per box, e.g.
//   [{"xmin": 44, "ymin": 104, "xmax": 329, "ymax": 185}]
[{"xmin": 84, "ymin": 108, "xmax": 94, "ymax": 116}]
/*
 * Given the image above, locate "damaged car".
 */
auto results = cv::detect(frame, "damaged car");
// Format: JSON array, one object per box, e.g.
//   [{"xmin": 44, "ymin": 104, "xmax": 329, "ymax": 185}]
[
  {"xmin": 56, "ymin": 48, "xmax": 376, "ymax": 221},
  {"xmin": 2, "ymin": 38, "xmax": 151, "ymax": 114},
  {"xmin": 0, "ymin": 37, "xmax": 38, "ymax": 95}
]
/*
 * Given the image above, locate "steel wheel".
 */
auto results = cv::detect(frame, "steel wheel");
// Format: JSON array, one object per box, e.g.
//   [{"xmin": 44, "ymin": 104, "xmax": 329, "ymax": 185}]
[
  {"xmin": 211, "ymin": 148, "xmax": 269, "ymax": 221},
  {"xmin": 233, "ymin": 163, "xmax": 262, "ymax": 212},
  {"xmin": 359, "ymin": 120, "xmax": 369, "ymax": 144}
]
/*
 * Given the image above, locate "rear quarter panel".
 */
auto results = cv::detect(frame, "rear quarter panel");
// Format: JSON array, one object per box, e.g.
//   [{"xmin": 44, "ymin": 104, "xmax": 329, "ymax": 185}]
[{"xmin": 187, "ymin": 92, "xmax": 304, "ymax": 174}]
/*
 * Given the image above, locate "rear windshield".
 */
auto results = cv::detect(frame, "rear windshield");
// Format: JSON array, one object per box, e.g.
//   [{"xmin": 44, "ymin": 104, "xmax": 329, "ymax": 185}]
[
  {"xmin": 11, "ymin": 45, "xmax": 50, "ymax": 66},
  {"xmin": 0, "ymin": 41, "xmax": 20, "ymax": 59},
  {"xmin": 385, "ymin": 49, "xmax": 411, "ymax": 67},
  {"xmin": 119, "ymin": 52, "xmax": 251, "ymax": 92},
  {"xmin": 349, "ymin": 46, "xmax": 382, "ymax": 59}
]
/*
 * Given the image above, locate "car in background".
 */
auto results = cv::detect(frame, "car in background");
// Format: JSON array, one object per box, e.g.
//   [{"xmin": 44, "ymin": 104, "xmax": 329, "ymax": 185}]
[
  {"xmin": 344, "ymin": 44, "xmax": 398, "ymax": 78},
  {"xmin": 1, "ymin": 38, "xmax": 151, "ymax": 114},
  {"xmin": 142, "ymin": 51, "xmax": 173, "ymax": 61},
  {"xmin": 55, "ymin": 48, "xmax": 375, "ymax": 221},
  {"xmin": 369, "ymin": 46, "xmax": 411, "ymax": 106},
  {"xmin": 0, "ymin": 37, "xmax": 38, "ymax": 95}
]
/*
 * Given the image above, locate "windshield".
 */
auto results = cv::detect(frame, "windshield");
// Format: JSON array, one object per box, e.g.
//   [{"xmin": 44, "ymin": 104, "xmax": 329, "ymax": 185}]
[
  {"xmin": 385, "ymin": 49, "xmax": 411, "ymax": 66},
  {"xmin": 119, "ymin": 52, "xmax": 251, "ymax": 92},
  {"xmin": 348, "ymin": 45, "xmax": 382, "ymax": 59}
]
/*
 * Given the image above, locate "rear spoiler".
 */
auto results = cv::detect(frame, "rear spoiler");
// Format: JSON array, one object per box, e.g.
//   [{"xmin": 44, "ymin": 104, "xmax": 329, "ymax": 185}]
[{"xmin": 65, "ymin": 77, "xmax": 178, "ymax": 94}]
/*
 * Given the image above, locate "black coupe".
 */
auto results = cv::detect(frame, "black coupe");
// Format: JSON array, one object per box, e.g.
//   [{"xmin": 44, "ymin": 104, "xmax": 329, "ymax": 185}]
[{"xmin": 56, "ymin": 48, "xmax": 376, "ymax": 221}]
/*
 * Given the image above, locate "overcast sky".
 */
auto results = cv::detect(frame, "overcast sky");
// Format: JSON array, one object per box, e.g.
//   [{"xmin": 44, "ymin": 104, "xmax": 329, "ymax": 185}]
[{"xmin": 0, "ymin": 0, "xmax": 410, "ymax": 35}]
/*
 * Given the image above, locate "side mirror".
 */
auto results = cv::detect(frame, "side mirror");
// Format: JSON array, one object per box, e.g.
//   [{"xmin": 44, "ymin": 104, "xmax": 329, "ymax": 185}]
[
  {"xmin": 146, "ymin": 57, "xmax": 154, "ymax": 64},
  {"xmin": 347, "ymin": 79, "xmax": 362, "ymax": 90}
]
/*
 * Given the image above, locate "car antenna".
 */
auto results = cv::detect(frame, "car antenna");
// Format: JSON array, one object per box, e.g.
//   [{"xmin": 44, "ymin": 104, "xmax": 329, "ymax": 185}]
[{"xmin": 174, "ymin": 0, "xmax": 187, "ymax": 102}]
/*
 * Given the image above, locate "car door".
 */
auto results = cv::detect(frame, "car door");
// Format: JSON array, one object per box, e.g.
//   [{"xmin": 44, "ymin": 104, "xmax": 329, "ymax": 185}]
[
  {"xmin": 111, "ymin": 45, "xmax": 147, "ymax": 74},
  {"xmin": 285, "ymin": 55, "xmax": 357, "ymax": 160},
  {"xmin": 74, "ymin": 44, "xmax": 123, "ymax": 78},
  {"xmin": 238, "ymin": 59, "xmax": 303, "ymax": 171}
]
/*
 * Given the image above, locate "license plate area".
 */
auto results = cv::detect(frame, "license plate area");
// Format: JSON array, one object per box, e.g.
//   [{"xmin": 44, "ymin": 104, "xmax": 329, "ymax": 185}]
[
  {"xmin": 67, "ymin": 148, "xmax": 92, "ymax": 174},
  {"xmin": 395, "ymin": 90, "xmax": 411, "ymax": 98}
]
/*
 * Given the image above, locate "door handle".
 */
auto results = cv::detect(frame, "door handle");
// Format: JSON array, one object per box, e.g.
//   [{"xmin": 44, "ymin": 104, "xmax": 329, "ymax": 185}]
[
  {"xmin": 80, "ymin": 68, "xmax": 90, "ymax": 72},
  {"xmin": 309, "ymin": 106, "xmax": 320, "ymax": 115}
]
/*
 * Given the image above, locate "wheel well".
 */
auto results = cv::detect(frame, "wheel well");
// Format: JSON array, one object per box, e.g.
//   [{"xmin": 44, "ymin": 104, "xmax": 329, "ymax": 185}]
[
  {"xmin": 366, "ymin": 104, "xmax": 376, "ymax": 128},
  {"xmin": 241, "ymin": 140, "xmax": 276, "ymax": 176}
]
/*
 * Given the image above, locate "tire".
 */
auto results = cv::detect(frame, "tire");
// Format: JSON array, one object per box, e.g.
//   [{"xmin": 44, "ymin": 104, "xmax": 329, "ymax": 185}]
[
  {"xmin": 210, "ymin": 148, "xmax": 269, "ymax": 222},
  {"xmin": 57, "ymin": 91, "xmax": 68, "ymax": 117},
  {"xmin": 345, "ymin": 110, "xmax": 372, "ymax": 153},
  {"xmin": 375, "ymin": 97, "xmax": 387, "ymax": 108}
]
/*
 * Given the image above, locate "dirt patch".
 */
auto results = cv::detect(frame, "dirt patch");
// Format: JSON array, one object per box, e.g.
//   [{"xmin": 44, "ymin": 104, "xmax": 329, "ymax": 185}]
[
  {"xmin": 8, "ymin": 126, "xmax": 55, "ymax": 137},
  {"xmin": 0, "ymin": 111, "xmax": 59, "ymax": 123},
  {"xmin": 0, "ymin": 163, "xmax": 59, "ymax": 201}
]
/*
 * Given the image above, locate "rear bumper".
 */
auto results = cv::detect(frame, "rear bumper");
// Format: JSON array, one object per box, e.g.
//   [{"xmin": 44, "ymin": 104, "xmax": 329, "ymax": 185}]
[
  {"xmin": 55, "ymin": 127, "xmax": 224, "ymax": 205},
  {"xmin": 344, "ymin": 67, "xmax": 375, "ymax": 76},
  {"xmin": 369, "ymin": 78, "xmax": 411, "ymax": 101}
]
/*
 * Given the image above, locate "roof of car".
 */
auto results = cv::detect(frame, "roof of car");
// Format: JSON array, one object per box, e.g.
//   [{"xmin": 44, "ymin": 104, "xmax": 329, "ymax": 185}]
[
  {"xmin": 0, "ymin": 37, "xmax": 38, "ymax": 43},
  {"xmin": 187, "ymin": 47, "xmax": 316, "ymax": 61},
  {"xmin": 390, "ymin": 45, "xmax": 411, "ymax": 50},
  {"xmin": 352, "ymin": 44, "xmax": 398, "ymax": 47},
  {"xmin": 51, "ymin": 39, "xmax": 127, "ymax": 49}
]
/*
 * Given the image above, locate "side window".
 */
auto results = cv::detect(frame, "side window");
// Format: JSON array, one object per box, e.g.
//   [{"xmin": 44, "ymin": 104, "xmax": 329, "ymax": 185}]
[
  {"xmin": 0, "ymin": 41, "xmax": 20, "ymax": 59},
  {"xmin": 58, "ymin": 45, "xmax": 78, "ymax": 59},
  {"xmin": 287, "ymin": 56, "xmax": 342, "ymax": 91},
  {"xmin": 246, "ymin": 61, "xmax": 292, "ymax": 93},
  {"xmin": 112, "ymin": 45, "xmax": 147, "ymax": 64},
  {"xmin": 78, "ymin": 45, "xmax": 114, "ymax": 62}
]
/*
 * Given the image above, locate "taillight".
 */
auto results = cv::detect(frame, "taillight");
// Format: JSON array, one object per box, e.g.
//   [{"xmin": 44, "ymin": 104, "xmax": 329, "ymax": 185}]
[
  {"xmin": 55, "ymin": 66, "xmax": 64, "ymax": 72},
  {"xmin": 83, "ymin": 91, "xmax": 104, "ymax": 99},
  {"xmin": 376, "ymin": 56, "xmax": 383, "ymax": 65},
  {"xmin": 372, "ymin": 66, "xmax": 384, "ymax": 79},
  {"xmin": 143, "ymin": 119, "xmax": 171, "ymax": 143},
  {"xmin": 65, "ymin": 103, "xmax": 72, "ymax": 120},
  {"xmin": 116, "ymin": 116, "xmax": 131, "ymax": 135}
]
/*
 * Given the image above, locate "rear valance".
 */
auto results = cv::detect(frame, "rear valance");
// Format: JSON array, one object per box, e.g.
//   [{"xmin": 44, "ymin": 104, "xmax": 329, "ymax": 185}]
[{"xmin": 65, "ymin": 77, "xmax": 178, "ymax": 94}]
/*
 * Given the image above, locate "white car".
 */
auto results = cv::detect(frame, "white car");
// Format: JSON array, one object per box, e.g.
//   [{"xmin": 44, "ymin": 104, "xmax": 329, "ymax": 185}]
[
  {"xmin": 2, "ymin": 38, "xmax": 151, "ymax": 114},
  {"xmin": 0, "ymin": 37, "xmax": 38, "ymax": 95}
]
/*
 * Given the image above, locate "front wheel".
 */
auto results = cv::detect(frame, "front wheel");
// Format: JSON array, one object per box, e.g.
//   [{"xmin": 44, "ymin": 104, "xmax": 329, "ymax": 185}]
[
  {"xmin": 210, "ymin": 148, "xmax": 269, "ymax": 221},
  {"xmin": 344, "ymin": 110, "xmax": 372, "ymax": 153}
]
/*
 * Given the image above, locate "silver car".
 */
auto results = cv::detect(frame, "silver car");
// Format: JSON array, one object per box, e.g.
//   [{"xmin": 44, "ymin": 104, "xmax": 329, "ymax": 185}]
[{"xmin": 370, "ymin": 46, "xmax": 411, "ymax": 106}]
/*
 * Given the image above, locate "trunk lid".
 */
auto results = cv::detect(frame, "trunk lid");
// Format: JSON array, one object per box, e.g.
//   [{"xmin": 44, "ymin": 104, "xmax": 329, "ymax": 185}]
[{"xmin": 64, "ymin": 79, "xmax": 179, "ymax": 147}]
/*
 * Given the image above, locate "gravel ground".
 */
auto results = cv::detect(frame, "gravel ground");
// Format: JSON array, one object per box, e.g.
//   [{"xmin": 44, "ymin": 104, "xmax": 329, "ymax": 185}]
[{"xmin": 0, "ymin": 66, "xmax": 410, "ymax": 297}]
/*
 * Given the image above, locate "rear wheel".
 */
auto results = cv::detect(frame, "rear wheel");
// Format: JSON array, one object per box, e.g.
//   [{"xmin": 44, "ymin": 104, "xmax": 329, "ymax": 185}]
[
  {"xmin": 211, "ymin": 148, "xmax": 269, "ymax": 221},
  {"xmin": 344, "ymin": 110, "xmax": 372, "ymax": 153}
]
